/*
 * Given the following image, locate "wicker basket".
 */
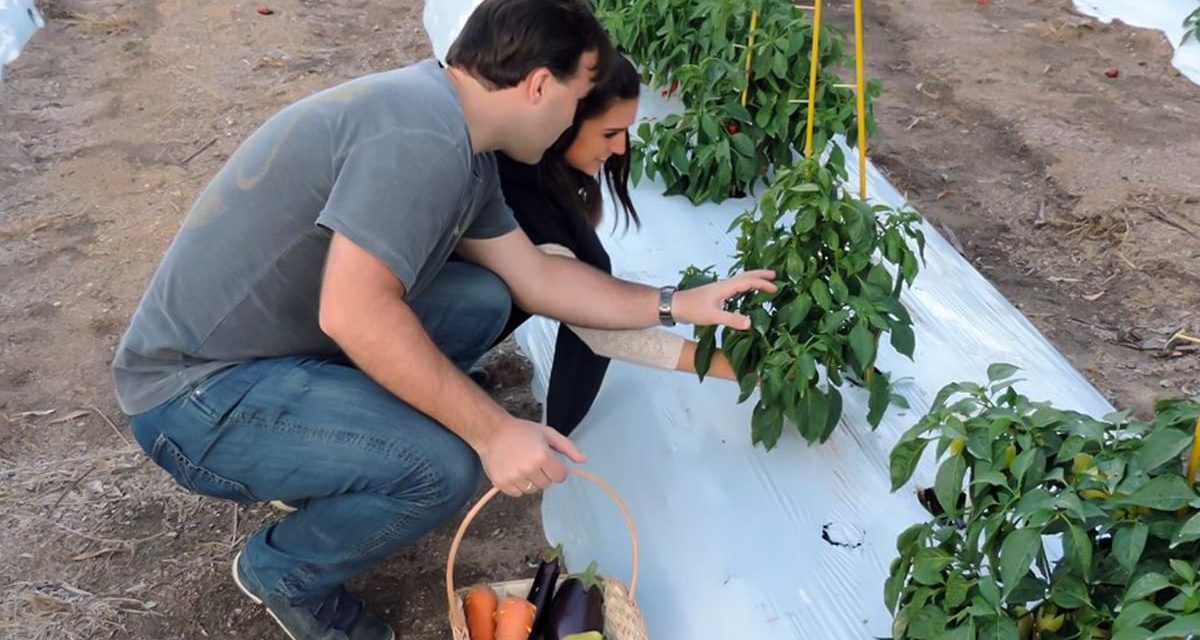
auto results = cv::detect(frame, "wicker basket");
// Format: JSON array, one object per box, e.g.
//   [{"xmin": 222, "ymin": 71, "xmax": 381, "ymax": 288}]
[{"xmin": 446, "ymin": 468, "xmax": 649, "ymax": 640}]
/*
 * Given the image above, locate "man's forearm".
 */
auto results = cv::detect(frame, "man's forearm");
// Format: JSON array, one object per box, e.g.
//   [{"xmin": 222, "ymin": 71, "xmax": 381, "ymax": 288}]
[
  {"xmin": 322, "ymin": 293, "xmax": 507, "ymax": 452},
  {"xmin": 517, "ymin": 255, "xmax": 660, "ymax": 330}
]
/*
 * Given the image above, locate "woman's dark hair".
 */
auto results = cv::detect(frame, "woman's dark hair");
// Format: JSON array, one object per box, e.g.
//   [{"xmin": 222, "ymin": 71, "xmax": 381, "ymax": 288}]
[
  {"xmin": 446, "ymin": 0, "xmax": 613, "ymax": 90},
  {"xmin": 540, "ymin": 53, "xmax": 641, "ymax": 230}
]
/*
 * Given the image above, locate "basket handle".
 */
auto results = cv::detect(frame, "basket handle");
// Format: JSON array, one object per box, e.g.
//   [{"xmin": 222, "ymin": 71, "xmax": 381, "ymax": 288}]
[{"xmin": 445, "ymin": 468, "xmax": 640, "ymax": 628}]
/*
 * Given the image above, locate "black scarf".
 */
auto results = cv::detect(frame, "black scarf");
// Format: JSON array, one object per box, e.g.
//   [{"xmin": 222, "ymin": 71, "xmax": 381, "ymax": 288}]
[{"xmin": 494, "ymin": 153, "xmax": 612, "ymax": 436}]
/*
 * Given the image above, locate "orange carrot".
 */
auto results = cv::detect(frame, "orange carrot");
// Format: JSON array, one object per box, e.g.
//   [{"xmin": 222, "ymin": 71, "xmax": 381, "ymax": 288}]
[
  {"xmin": 493, "ymin": 596, "xmax": 537, "ymax": 640},
  {"xmin": 464, "ymin": 585, "xmax": 498, "ymax": 640}
]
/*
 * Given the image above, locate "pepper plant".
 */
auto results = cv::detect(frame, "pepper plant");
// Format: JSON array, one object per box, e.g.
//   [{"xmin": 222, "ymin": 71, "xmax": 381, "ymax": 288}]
[
  {"xmin": 1185, "ymin": 4, "xmax": 1200, "ymax": 45},
  {"xmin": 595, "ymin": 0, "xmax": 880, "ymax": 203},
  {"xmin": 887, "ymin": 364, "xmax": 1200, "ymax": 639},
  {"xmin": 680, "ymin": 150, "xmax": 924, "ymax": 449}
]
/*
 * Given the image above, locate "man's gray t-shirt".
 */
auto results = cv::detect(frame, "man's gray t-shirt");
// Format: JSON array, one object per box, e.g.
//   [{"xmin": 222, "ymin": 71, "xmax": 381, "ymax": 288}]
[{"xmin": 112, "ymin": 59, "xmax": 516, "ymax": 415}]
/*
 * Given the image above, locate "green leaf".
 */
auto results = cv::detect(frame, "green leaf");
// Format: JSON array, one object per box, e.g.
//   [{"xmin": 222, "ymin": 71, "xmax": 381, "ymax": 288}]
[
  {"xmin": 1113, "ymin": 627, "xmax": 1154, "ymax": 640},
  {"xmin": 967, "ymin": 429, "xmax": 994, "ymax": 462},
  {"xmin": 751, "ymin": 401, "xmax": 784, "ymax": 449},
  {"xmin": 1172, "ymin": 512, "xmax": 1200, "ymax": 548},
  {"xmin": 829, "ymin": 272, "xmax": 851, "ymax": 302},
  {"xmin": 1055, "ymin": 490, "xmax": 1087, "ymax": 521},
  {"xmin": 1147, "ymin": 614, "xmax": 1200, "ymax": 639},
  {"xmin": 1020, "ymin": 450, "xmax": 1047, "ymax": 491},
  {"xmin": 986, "ymin": 363, "xmax": 1019, "ymax": 383},
  {"xmin": 1171, "ymin": 559, "xmax": 1197, "ymax": 584},
  {"xmin": 890, "ymin": 322, "xmax": 916, "ymax": 359},
  {"xmin": 1115, "ymin": 523, "xmax": 1150, "ymax": 577},
  {"xmin": 972, "ymin": 469, "xmax": 1007, "ymax": 489},
  {"xmin": 1066, "ymin": 522, "xmax": 1094, "ymax": 582},
  {"xmin": 1124, "ymin": 571, "xmax": 1172, "ymax": 604},
  {"xmin": 998, "ymin": 528, "xmax": 1042, "ymax": 599},
  {"xmin": 892, "ymin": 604, "xmax": 914, "ymax": 639},
  {"xmin": 1136, "ymin": 427, "xmax": 1193, "ymax": 473},
  {"xmin": 797, "ymin": 352, "xmax": 817, "ymax": 383},
  {"xmin": 803, "ymin": 387, "xmax": 830, "ymax": 444},
  {"xmin": 730, "ymin": 132, "xmax": 756, "ymax": 158},
  {"xmin": 868, "ymin": 371, "xmax": 890, "ymax": 427},
  {"xmin": 1112, "ymin": 600, "xmax": 1165, "ymax": 635},
  {"xmin": 700, "ymin": 113, "xmax": 720, "ymax": 140},
  {"xmin": 810, "ymin": 280, "xmax": 833, "ymax": 310},
  {"xmin": 755, "ymin": 104, "xmax": 774, "ymax": 129},
  {"xmin": 885, "ymin": 555, "xmax": 912, "ymax": 613},
  {"xmin": 909, "ymin": 605, "xmax": 950, "ymax": 639},
  {"xmin": 902, "ymin": 251, "xmax": 919, "ymax": 284},
  {"xmin": 976, "ymin": 614, "xmax": 1019, "ymax": 640},
  {"xmin": 979, "ymin": 574, "xmax": 1002, "ymax": 610},
  {"xmin": 1008, "ymin": 572, "xmax": 1048, "ymax": 604},
  {"xmin": 849, "ymin": 322, "xmax": 875, "ymax": 371},
  {"xmin": 891, "ymin": 437, "xmax": 931, "ymax": 491},
  {"xmin": 1050, "ymin": 573, "xmax": 1091, "ymax": 609},
  {"xmin": 945, "ymin": 572, "xmax": 970, "ymax": 609},
  {"xmin": 821, "ymin": 386, "xmax": 843, "ymax": 442},
  {"xmin": 1013, "ymin": 488, "xmax": 1055, "ymax": 521},
  {"xmin": 1163, "ymin": 591, "xmax": 1191, "ymax": 612},
  {"xmin": 912, "ymin": 548, "xmax": 953, "ymax": 585},
  {"xmin": 937, "ymin": 626, "xmax": 972, "ymax": 640},
  {"xmin": 728, "ymin": 336, "xmax": 752, "ymax": 373},
  {"xmin": 935, "ymin": 454, "xmax": 967, "ymax": 520},
  {"xmin": 772, "ymin": 50, "xmax": 787, "ymax": 77},
  {"xmin": 693, "ymin": 325, "xmax": 716, "ymax": 381},
  {"xmin": 898, "ymin": 522, "xmax": 928, "ymax": 553},
  {"xmin": 783, "ymin": 295, "xmax": 813, "ymax": 330},
  {"xmin": 1056, "ymin": 436, "xmax": 1086, "ymax": 464},
  {"xmin": 1122, "ymin": 475, "xmax": 1197, "ymax": 511},
  {"xmin": 725, "ymin": 101, "xmax": 753, "ymax": 124}
]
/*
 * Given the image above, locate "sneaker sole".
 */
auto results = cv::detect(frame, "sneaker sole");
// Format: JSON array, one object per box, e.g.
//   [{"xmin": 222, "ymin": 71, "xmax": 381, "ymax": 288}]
[
  {"xmin": 231, "ymin": 551, "xmax": 395, "ymax": 640},
  {"xmin": 232, "ymin": 550, "xmax": 300, "ymax": 640}
]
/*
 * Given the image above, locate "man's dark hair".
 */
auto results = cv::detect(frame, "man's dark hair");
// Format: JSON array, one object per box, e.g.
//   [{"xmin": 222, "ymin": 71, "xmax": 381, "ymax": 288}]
[{"xmin": 446, "ymin": 0, "xmax": 614, "ymax": 89}]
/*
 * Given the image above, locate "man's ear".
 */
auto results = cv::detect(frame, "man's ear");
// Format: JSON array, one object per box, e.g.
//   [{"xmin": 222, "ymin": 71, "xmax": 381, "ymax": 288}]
[{"xmin": 524, "ymin": 67, "xmax": 553, "ymax": 105}]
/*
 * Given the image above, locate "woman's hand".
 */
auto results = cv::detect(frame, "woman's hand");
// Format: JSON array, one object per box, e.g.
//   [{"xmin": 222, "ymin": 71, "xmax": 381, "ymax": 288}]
[{"xmin": 671, "ymin": 269, "xmax": 777, "ymax": 329}]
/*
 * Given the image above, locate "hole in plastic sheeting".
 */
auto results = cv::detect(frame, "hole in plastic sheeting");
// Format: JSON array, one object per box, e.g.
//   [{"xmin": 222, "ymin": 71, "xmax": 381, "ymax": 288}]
[{"xmin": 821, "ymin": 522, "xmax": 864, "ymax": 549}]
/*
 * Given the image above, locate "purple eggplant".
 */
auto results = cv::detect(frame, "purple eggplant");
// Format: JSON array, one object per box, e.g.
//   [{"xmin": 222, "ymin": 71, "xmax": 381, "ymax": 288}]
[
  {"xmin": 526, "ymin": 544, "xmax": 563, "ymax": 640},
  {"xmin": 543, "ymin": 561, "xmax": 603, "ymax": 640}
]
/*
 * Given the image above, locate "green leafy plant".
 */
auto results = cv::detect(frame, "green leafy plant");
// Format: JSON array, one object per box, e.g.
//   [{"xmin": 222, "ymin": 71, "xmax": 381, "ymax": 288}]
[
  {"xmin": 1184, "ymin": 5, "xmax": 1200, "ymax": 45},
  {"xmin": 595, "ymin": 0, "xmax": 879, "ymax": 203},
  {"xmin": 887, "ymin": 365, "xmax": 1200, "ymax": 639},
  {"xmin": 680, "ymin": 150, "xmax": 924, "ymax": 449}
]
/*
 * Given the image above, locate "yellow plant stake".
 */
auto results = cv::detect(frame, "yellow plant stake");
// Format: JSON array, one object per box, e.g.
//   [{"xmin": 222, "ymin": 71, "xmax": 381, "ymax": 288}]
[
  {"xmin": 851, "ymin": 0, "xmax": 878, "ymax": 385},
  {"xmin": 803, "ymin": 0, "xmax": 823, "ymax": 158},
  {"xmin": 1188, "ymin": 415, "xmax": 1200, "ymax": 484},
  {"xmin": 801, "ymin": 0, "xmax": 879, "ymax": 385},
  {"xmin": 741, "ymin": 10, "xmax": 760, "ymax": 108},
  {"xmin": 853, "ymin": 0, "xmax": 867, "ymax": 200}
]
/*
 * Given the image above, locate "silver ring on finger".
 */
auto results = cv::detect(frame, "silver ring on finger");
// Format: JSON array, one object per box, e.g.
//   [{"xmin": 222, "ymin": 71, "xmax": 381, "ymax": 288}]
[{"xmin": 524, "ymin": 481, "xmax": 536, "ymax": 493}]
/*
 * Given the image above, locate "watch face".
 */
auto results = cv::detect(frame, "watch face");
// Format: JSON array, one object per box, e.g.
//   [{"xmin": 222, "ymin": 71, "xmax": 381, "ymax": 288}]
[{"xmin": 659, "ymin": 287, "xmax": 675, "ymax": 326}]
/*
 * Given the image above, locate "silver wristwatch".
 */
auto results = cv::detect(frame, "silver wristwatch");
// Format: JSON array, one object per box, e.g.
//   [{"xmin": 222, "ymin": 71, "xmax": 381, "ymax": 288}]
[{"xmin": 658, "ymin": 285, "xmax": 677, "ymax": 327}]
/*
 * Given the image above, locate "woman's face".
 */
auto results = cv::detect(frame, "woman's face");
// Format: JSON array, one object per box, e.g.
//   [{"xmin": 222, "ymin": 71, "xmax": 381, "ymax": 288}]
[{"xmin": 563, "ymin": 97, "xmax": 639, "ymax": 176}]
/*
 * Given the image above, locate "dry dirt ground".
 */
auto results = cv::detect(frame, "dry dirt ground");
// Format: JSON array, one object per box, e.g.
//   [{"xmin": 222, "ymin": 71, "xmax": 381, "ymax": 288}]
[{"xmin": 0, "ymin": 0, "xmax": 1197, "ymax": 638}]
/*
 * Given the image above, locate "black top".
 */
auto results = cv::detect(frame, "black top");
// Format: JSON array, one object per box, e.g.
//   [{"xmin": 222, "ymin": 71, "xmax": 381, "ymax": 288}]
[{"xmin": 494, "ymin": 153, "xmax": 612, "ymax": 436}]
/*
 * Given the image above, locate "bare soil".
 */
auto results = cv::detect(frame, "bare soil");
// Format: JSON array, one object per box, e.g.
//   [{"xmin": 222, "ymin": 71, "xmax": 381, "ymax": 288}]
[{"xmin": 0, "ymin": 0, "xmax": 1196, "ymax": 638}]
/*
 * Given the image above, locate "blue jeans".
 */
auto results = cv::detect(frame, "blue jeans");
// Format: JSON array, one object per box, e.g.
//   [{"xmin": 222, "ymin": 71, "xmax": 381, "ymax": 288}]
[{"xmin": 129, "ymin": 262, "xmax": 511, "ymax": 604}]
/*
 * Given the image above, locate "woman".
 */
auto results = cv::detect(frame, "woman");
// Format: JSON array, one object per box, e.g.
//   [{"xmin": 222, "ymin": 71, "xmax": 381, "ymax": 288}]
[{"xmin": 489, "ymin": 54, "xmax": 738, "ymax": 436}]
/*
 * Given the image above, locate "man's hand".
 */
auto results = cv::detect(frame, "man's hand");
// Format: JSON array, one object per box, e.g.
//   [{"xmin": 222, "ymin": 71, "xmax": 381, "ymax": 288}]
[
  {"xmin": 672, "ymin": 269, "xmax": 777, "ymax": 329},
  {"xmin": 320, "ymin": 232, "xmax": 585, "ymax": 496},
  {"xmin": 479, "ymin": 417, "xmax": 588, "ymax": 497}
]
